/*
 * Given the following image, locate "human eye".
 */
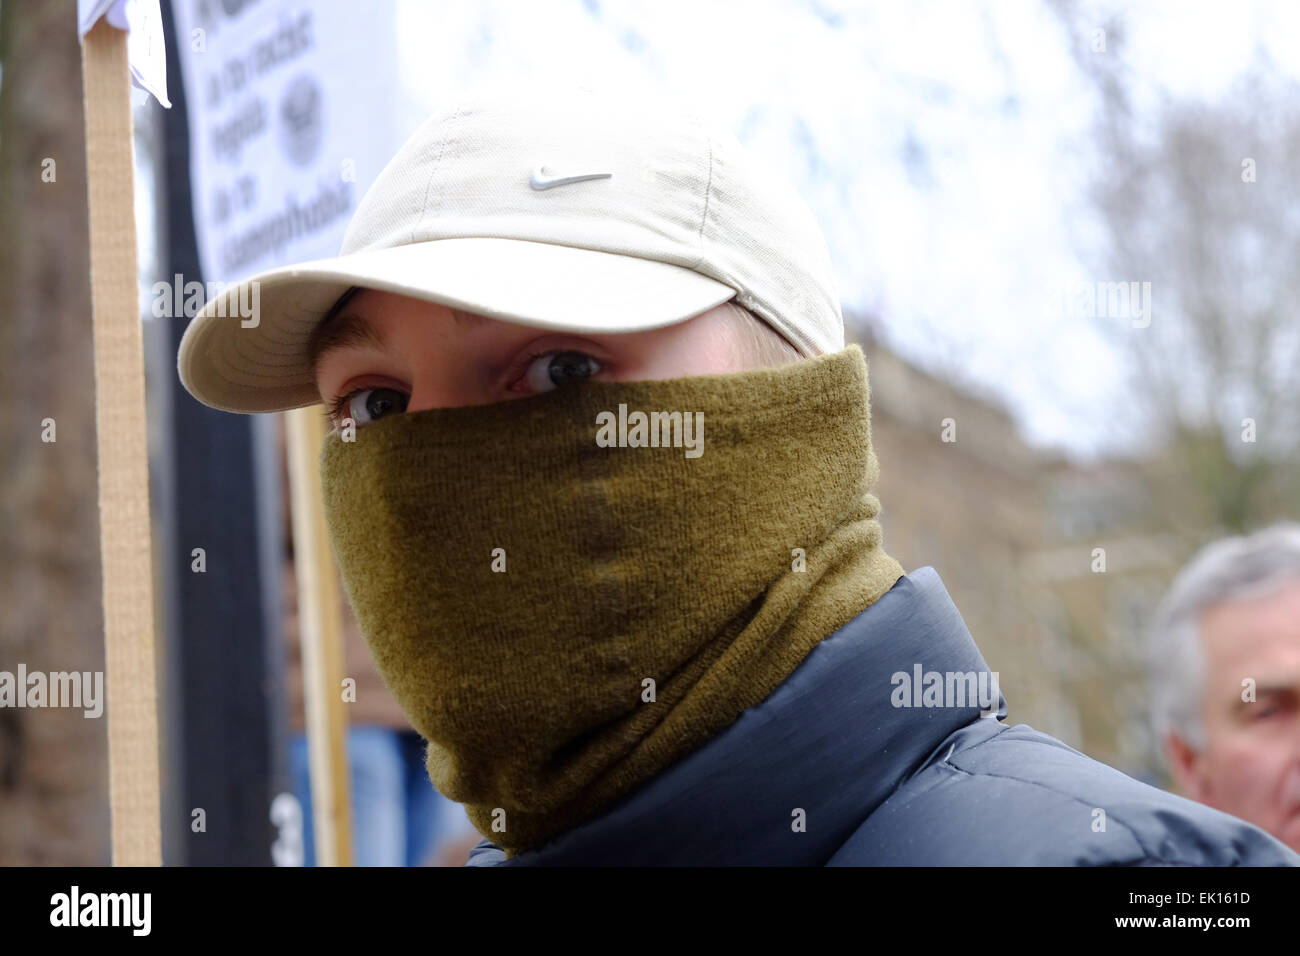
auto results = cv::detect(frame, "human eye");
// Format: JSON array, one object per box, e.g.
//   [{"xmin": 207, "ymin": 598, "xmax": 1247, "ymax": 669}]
[
  {"xmin": 327, "ymin": 386, "xmax": 409, "ymax": 429},
  {"xmin": 1252, "ymin": 697, "xmax": 1288, "ymax": 720},
  {"xmin": 518, "ymin": 350, "xmax": 603, "ymax": 393}
]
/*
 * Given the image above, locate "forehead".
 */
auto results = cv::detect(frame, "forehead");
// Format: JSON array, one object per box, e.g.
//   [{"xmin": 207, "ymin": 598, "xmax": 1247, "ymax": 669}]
[
  {"xmin": 306, "ymin": 288, "xmax": 490, "ymax": 374},
  {"xmin": 1200, "ymin": 577, "xmax": 1300, "ymax": 668}
]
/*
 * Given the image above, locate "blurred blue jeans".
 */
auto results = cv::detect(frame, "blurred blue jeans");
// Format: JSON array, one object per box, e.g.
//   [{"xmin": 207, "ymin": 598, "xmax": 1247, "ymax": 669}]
[{"xmin": 289, "ymin": 726, "xmax": 446, "ymax": 866}]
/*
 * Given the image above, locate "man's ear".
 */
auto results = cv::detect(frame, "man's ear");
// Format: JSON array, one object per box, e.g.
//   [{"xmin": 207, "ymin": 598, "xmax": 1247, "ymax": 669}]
[{"xmin": 1164, "ymin": 732, "xmax": 1209, "ymax": 802}]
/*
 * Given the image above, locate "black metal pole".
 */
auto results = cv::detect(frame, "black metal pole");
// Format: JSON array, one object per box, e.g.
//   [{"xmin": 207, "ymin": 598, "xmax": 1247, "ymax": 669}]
[{"xmin": 156, "ymin": 0, "xmax": 286, "ymax": 866}]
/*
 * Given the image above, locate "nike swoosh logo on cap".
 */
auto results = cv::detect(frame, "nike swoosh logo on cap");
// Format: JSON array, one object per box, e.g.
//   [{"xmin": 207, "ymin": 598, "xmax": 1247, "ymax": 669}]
[{"xmin": 529, "ymin": 165, "xmax": 614, "ymax": 190}]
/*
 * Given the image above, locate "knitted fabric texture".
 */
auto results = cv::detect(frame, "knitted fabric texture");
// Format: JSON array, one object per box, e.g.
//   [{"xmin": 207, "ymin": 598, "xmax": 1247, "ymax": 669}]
[{"xmin": 319, "ymin": 344, "xmax": 904, "ymax": 855}]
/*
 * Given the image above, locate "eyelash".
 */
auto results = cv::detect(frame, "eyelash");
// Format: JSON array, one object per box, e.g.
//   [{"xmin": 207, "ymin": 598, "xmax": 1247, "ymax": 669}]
[
  {"xmin": 321, "ymin": 346, "xmax": 605, "ymax": 428},
  {"xmin": 323, "ymin": 381, "xmax": 384, "ymax": 429},
  {"xmin": 501, "ymin": 345, "xmax": 604, "ymax": 393},
  {"xmin": 323, "ymin": 394, "xmax": 349, "ymax": 429}
]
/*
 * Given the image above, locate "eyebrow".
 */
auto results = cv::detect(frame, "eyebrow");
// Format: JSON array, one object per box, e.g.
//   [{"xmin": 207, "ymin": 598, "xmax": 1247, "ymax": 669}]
[
  {"xmin": 306, "ymin": 292, "xmax": 491, "ymax": 376},
  {"xmin": 307, "ymin": 311, "xmax": 385, "ymax": 376}
]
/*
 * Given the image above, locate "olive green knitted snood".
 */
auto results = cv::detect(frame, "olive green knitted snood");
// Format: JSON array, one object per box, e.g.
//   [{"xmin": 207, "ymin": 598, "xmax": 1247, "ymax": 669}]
[{"xmin": 319, "ymin": 344, "xmax": 903, "ymax": 856}]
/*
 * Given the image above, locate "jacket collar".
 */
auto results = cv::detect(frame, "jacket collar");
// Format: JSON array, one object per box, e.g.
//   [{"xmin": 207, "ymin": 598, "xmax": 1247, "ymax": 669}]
[{"xmin": 468, "ymin": 567, "xmax": 1006, "ymax": 865}]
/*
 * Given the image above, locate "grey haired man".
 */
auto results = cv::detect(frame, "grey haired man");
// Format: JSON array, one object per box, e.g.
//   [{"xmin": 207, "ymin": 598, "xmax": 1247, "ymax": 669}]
[{"xmin": 1148, "ymin": 522, "xmax": 1300, "ymax": 854}]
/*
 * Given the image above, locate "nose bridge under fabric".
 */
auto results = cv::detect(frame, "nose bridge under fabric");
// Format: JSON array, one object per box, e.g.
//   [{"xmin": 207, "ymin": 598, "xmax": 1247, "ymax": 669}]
[{"xmin": 317, "ymin": 346, "xmax": 902, "ymax": 856}]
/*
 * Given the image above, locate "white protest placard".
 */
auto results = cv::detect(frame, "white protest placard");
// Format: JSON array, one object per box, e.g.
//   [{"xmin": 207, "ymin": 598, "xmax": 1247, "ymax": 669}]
[{"xmin": 170, "ymin": 0, "xmax": 400, "ymax": 285}]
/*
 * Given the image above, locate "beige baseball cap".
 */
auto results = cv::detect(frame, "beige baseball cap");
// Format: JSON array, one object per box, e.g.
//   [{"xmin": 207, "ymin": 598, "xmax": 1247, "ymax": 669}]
[{"xmin": 177, "ymin": 83, "xmax": 845, "ymax": 413}]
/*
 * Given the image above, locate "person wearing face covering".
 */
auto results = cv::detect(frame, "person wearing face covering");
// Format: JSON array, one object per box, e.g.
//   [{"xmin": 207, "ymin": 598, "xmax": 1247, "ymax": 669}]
[
  {"xmin": 177, "ymin": 84, "xmax": 1299, "ymax": 866},
  {"xmin": 275, "ymin": 421, "xmax": 484, "ymax": 867}
]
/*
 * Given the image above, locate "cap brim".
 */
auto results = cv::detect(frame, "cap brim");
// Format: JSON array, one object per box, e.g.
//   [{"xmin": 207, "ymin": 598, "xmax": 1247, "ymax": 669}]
[{"xmin": 177, "ymin": 237, "xmax": 738, "ymax": 413}]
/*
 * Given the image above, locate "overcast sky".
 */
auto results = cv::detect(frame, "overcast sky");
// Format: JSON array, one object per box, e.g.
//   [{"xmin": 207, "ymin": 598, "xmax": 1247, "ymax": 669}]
[
  {"xmin": 131, "ymin": 1, "xmax": 1298, "ymax": 459},
  {"xmin": 390, "ymin": 0, "xmax": 1300, "ymax": 460}
]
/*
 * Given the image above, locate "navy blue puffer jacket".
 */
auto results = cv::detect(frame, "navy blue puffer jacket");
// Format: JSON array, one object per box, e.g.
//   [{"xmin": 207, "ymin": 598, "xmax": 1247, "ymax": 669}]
[{"xmin": 466, "ymin": 568, "xmax": 1300, "ymax": 866}]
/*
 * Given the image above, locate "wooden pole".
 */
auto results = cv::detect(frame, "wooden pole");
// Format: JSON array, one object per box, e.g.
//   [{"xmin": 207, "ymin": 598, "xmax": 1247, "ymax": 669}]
[
  {"xmin": 285, "ymin": 407, "xmax": 354, "ymax": 866},
  {"xmin": 79, "ymin": 18, "xmax": 162, "ymax": 866}
]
